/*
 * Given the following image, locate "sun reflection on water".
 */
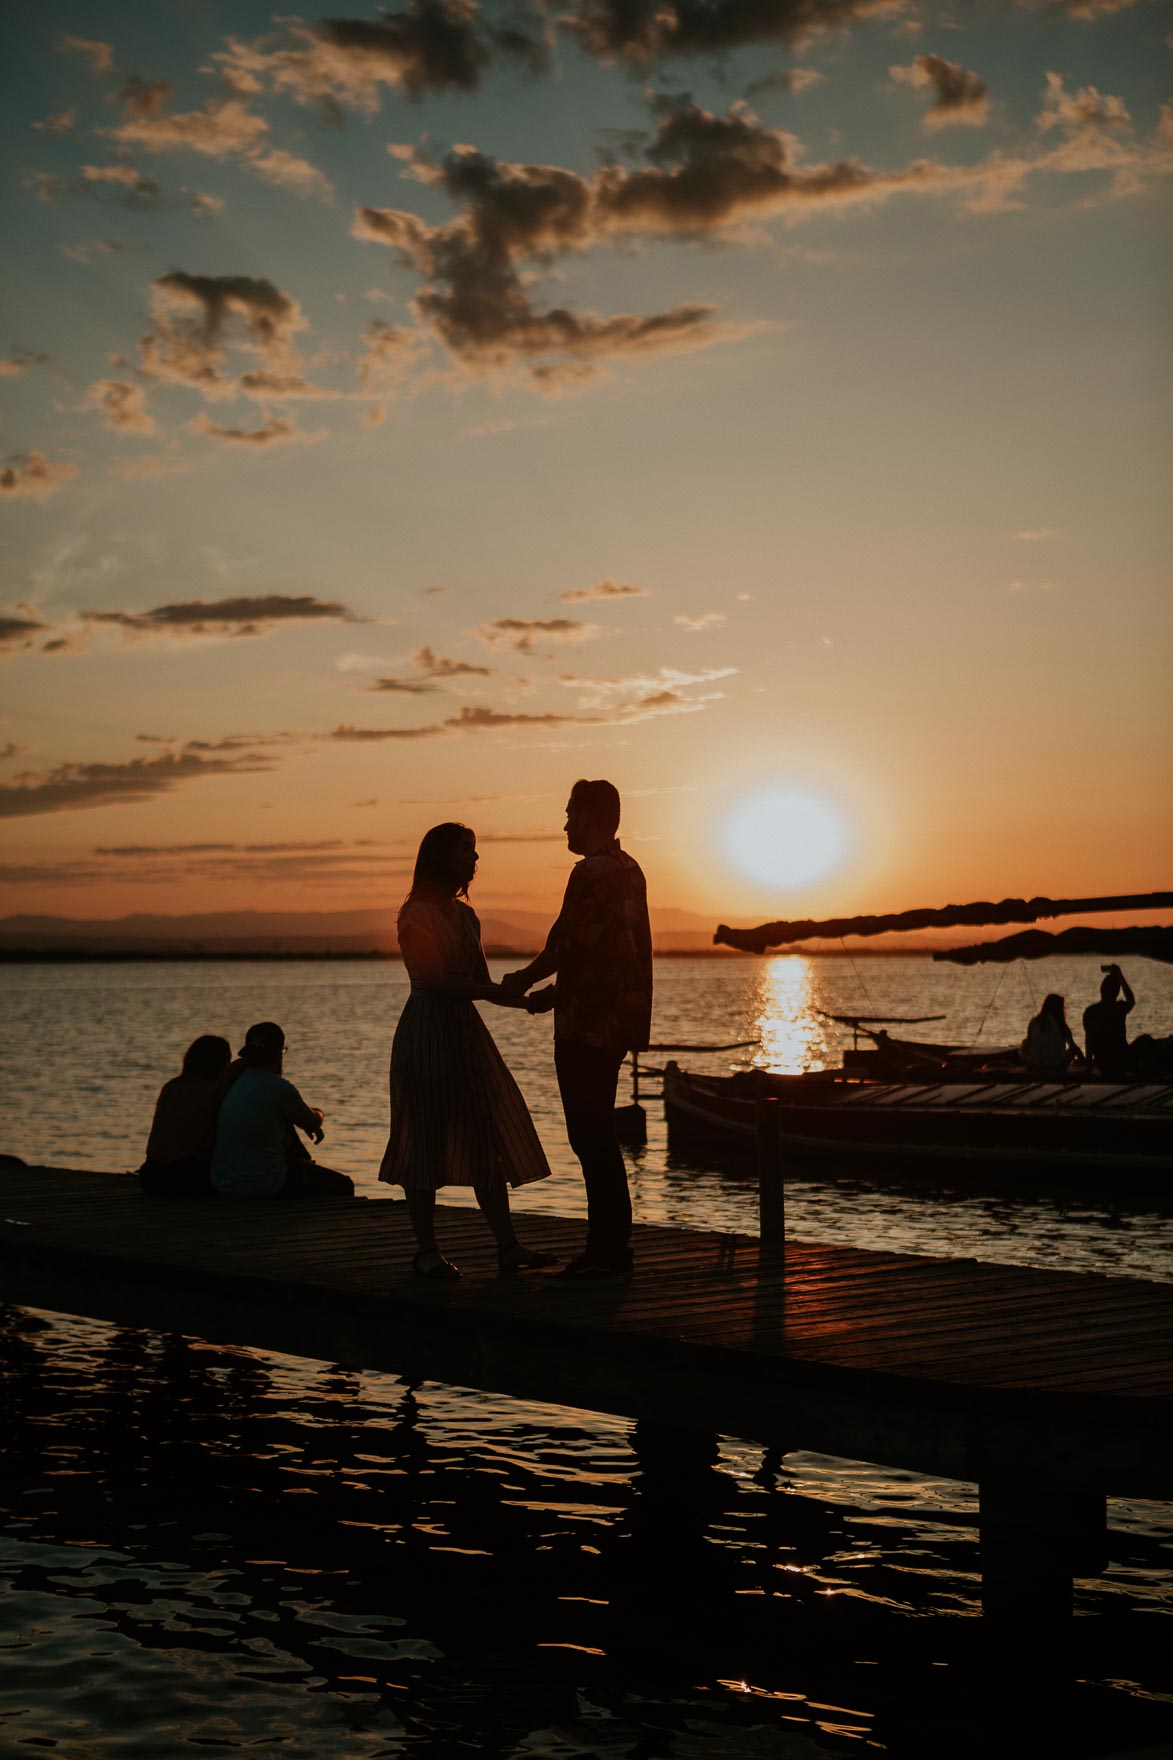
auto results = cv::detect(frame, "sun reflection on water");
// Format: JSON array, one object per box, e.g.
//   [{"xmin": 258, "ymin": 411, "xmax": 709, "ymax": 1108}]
[{"xmin": 754, "ymin": 957, "xmax": 829, "ymax": 1074}]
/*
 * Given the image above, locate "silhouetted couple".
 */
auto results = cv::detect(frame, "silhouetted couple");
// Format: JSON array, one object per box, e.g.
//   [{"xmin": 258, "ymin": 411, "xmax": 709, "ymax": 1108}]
[
  {"xmin": 141, "ymin": 1023, "xmax": 353, "ymax": 1199},
  {"xmin": 378, "ymin": 778, "xmax": 652, "ymax": 1283}
]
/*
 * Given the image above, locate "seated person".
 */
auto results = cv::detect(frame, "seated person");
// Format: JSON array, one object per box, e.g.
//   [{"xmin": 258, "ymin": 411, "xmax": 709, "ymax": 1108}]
[
  {"xmin": 210, "ymin": 1021, "xmax": 353, "ymax": 1199},
  {"xmin": 1082, "ymin": 965, "xmax": 1136, "ymax": 1078},
  {"xmin": 140, "ymin": 1034, "xmax": 232, "ymax": 1195},
  {"xmin": 1019, "ymin": 994, "xmax": 1083, "ymax": 1076}
]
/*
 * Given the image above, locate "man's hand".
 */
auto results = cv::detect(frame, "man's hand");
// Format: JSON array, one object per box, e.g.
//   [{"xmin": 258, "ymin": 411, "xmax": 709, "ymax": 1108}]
[
  {"xmin": 500, "ymin": 969, "xmax": 531, "ymax": 996},
  {"xmin": 308, "ymin": 1108, "xmax": 325, "ymax": 1145},
  {"xmin": 525, "ymin": 986, "xmax": 556, "ymax": 1015}
]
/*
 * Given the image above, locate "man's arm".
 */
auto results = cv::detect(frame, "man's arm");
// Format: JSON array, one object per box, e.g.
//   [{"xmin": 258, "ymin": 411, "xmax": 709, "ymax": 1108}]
[
  {"xmin": 501, "ymin": 884, "xmax": 575, "ymax": 993},
  {"xmin": 1119, "ymin": 970, "xmax": 1135, "ymax": 1013}
]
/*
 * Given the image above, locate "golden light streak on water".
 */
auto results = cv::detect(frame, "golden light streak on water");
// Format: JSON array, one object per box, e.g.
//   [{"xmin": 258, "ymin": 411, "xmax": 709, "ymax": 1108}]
[{"xmin": 754, "ymin": 956, "xmax": 827, "ymax": 1074}]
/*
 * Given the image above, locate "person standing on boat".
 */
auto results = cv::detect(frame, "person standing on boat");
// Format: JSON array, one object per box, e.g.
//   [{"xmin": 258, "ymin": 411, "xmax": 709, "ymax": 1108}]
[
  {"xmin": 1019, "ymin": 994, "xmax": 1083, "ymax": 1076},
  {"xmin": 502, "ymin": 780, "xmax": 652, "ymax": 1282},
  {"xmin": 1082, "ymin": 965, "xmax": 1136, "ymax": 1077}
]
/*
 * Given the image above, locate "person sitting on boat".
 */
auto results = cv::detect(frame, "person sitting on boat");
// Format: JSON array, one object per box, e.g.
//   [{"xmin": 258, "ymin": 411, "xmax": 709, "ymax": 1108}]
[
  {"xmin": 1019, "ymin": 994, "xmax": 1083, "ymax": 1076},
  {"xmin": 211, "ymin": 1021, "xmax": 353, "ymax": 1199},
  {"xmin": 1082, "ymin": 966, "xmax": 1136, "ymax": 1078},
  {"xmin": 139, "ymin": 1034, "xmax": 232, "ymax": 1195}
]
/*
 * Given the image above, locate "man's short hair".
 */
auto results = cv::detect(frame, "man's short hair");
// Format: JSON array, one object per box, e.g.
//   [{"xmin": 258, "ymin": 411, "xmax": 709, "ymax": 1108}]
[{"xmin": 570, "ymin": 778, "xmax": 620, "ymax": 838}]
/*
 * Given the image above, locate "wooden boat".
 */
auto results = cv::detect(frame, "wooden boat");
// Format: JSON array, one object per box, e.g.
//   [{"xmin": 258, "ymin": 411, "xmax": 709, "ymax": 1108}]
[{"xmin": 662, "ymin": 1061, "xmax": 1173, "ymax": 1184}]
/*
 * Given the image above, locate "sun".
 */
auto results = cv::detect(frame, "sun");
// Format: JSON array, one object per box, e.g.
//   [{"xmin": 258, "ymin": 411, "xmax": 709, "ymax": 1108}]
[{"xmin": 721, "ymin": 786, "xmax": 850, "ymax": 890}]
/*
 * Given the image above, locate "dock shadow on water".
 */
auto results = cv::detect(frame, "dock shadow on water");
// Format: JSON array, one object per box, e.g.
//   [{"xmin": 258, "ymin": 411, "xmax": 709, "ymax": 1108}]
[{"xmin": 1, "ymin": 1307, "xmax": 1170, "ymax": 1758}]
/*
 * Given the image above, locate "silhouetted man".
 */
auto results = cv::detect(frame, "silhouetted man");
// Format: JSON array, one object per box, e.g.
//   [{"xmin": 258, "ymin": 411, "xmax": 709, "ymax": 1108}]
[
  {"xmin": 503, "ymin": 780, "xmax": 652, "ymax": 1280},
  {"xmin": 1082, "ymin": 965, "xmax": 1135, "ymax": 1077}
]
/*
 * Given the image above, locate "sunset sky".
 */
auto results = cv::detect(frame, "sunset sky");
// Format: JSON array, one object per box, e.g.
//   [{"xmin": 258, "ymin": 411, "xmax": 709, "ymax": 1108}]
[{"xmin": 2, "ymin": 0, "xmax": 1170, "ymax": 931}]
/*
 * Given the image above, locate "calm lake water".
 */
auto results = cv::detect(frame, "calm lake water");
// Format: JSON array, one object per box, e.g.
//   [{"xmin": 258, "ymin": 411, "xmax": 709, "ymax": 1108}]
[{"xmin": 2, "ymin": 955, "xmax": 1171, "ymax": 1756}]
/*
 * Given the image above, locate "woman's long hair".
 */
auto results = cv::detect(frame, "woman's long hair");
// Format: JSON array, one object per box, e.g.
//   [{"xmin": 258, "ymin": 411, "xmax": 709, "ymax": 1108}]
[
  {"xmin": 1033, "ymin": 993, "xmax": 1067, "ymax": 1028},
  {"xmin": 400, "ymin": 822, "xmax": 473, "ymax": 923},
  {"xmin": 181, "ymin": 1034, "xmax": 232, "ymax": 1079}
]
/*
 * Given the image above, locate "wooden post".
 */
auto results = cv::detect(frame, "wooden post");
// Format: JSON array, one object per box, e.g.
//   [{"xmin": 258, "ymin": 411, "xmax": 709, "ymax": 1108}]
[
  {"xmin": 631, "ymin": 1049, "xmax": 640, "ymax": 1103},
  {"xmin": 756, "ymin": 1097, "xmax": 785, "ymax": 1249}
]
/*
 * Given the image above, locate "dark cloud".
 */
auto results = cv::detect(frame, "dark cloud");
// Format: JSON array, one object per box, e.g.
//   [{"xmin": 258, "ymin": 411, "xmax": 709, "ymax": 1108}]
[
  {"xmin": 31, "ymin": 164, "xmax": 162, "ymax": 210},
  {"xmin": 0, "ymin": 747, "xmax": 276, "ymax": 819},
  {"xmin": 890, "ymin": 54, "xmax": 989, "ymax": 129},
  {"xmin": 0, "ymin": 608, "xmax": 51, "ymax": 654},
  {"xmin": 141, "ymin": 271, "xmax": 307, "ymax": 396},
  {"xmin": 560, "ymin": 577, "xmax": 647, "ymax": 601},
  {"xmin": 190, "ymin": 412, "xmax": 322, "ymax": 446},
  {"xmin": 447, "ymin": 704, "xmax": 602, "ymax": 729},
  {"xmin": 477, "ymin": 616, "xmax": 599, "ymax": 651},
  {"xmin": 214, "ymin": 1, "xmax": 549, "ymax": 115},
  {"xmin": 561, "ymin": 0, "xmax": 906, "ymax": 66},
  {"xmin": 1, "ymin": 451, "xmax": 78, "ymax": 501},
  {"xmin": 0, "ymin": 348, "xmax": 53, "ymax": 379},
  {"xmin": 115, "ymin": 76, "xmax": 176, "ymax": 120},
  {"xmin": 329, "ymin": 722, "xmax": 446, "ymax": 740},
  {"xmin": 83, "ymin": 594, "xmax": 360, "ymax": 641},
  {"xmin": 237, "ymin": 369, "xmax": 341, "ymax": 401},
  {"xmin": 368, "ymin": 676, "xmax": 441, "ymax": 693},
  {"xmin": 414, "ymin": 644, "xmax": 492, "ymax": 677}
]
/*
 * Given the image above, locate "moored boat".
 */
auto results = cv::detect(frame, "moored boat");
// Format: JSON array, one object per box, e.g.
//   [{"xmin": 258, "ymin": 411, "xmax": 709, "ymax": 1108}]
[{"xmin": 663, "ymin": 1061, "xmax": 1173, "ymax": 1186}]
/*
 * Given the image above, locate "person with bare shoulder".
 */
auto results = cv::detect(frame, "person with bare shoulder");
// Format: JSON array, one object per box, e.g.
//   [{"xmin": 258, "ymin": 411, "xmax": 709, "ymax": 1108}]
[
  {"xmin": 139, "ymin": 1034, "xmax": 232, "ymax": 1195},
  {"xmin": 502, "ymin": 779, "xmax": 652, "ymax": 1283},
  {"xmin": 378, "ymin": 822, "xmax": 557, "ymax": 1280}
]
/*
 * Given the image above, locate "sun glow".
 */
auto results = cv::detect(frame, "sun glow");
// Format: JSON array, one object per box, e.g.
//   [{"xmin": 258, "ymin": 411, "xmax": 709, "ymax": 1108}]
[{"xmin": 721, "ymin": 787, "xmax": 850, "ymax": 890}]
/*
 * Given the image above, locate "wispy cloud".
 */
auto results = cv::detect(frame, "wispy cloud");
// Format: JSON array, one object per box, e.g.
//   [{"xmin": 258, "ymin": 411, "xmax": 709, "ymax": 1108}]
[
  {"xmin": 560, "ymin": 578, "xmax": 648, "ymax": 602},
  {"xmin": 189, "ymin": 412, "xmax": 325, "ymax": 447},
  {"xmin": 1, "ymin": 452, "xmax": 78, "ymax": 501},
  {"xmin": 0, "ymin": 746, "xmax": 277, "ymax": 819},
  {"xmin": 674, "ymin": 611, "xmax": 726, "ymax": 632},
  {"xmin": 476, "ymin": 616, "xmax": 601, "ymax": 652},
  {"xmin": 82, "ymin": 593, "xmax": 361, "ymax": 642},
  {"xmin": 0, "ymin": 348, "xmax": 52, "ymax": 379},
  {"xmin": 890, "ymin": 54, "xmax": 989, "ymax": 130}
]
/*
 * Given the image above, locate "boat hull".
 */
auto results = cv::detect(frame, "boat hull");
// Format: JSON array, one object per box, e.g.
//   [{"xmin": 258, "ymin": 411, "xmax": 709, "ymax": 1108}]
[{"xmin": 662, "ymin": 1063, "xmax": 1173, "ymax": 1186}]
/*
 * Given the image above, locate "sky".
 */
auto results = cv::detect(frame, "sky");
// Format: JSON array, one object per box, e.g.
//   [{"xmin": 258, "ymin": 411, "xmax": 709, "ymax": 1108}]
[{"xmin": 1, "ymin": 0, "xmax": 1170, "ymax": 931}]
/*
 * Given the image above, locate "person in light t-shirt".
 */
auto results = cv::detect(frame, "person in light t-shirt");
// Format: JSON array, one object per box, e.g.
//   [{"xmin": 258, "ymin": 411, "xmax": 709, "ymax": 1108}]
[{"xmin": 211, "ymin": 1021, "xmax": 352, "ymax": 1199}]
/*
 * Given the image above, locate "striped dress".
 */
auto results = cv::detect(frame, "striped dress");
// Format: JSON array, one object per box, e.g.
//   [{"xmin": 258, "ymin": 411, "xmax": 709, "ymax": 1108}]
[{"xmin": 379, "ymin": 898, "xmax": 552, "ymax": 1193}]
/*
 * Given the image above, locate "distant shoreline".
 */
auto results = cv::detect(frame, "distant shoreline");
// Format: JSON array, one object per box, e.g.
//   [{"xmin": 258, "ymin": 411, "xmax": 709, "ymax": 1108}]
[{"xmin": 0, "ymin": 945, "xmax": 941, "ymax": 963}]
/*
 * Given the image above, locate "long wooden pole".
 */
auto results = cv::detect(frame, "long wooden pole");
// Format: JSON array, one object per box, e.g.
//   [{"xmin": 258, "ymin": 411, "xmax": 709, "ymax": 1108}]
[{"xmin": 714, "ymin": 891, "xmax": 1173, "ymax": 955}]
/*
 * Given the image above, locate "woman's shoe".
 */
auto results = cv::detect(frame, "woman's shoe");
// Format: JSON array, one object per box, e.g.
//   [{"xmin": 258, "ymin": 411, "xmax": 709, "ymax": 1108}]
[
  {"xmin": 497, "ymin": 1243, "xmax": 560, "ymax": 1274},
  {"xmin": 412, "ymin": 1250, "xmax": 462, "ymax": 1281}
]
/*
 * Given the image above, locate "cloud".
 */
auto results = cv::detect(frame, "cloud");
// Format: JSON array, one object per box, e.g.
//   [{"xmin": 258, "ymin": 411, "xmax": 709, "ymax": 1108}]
[
  {"xmin": 561, "ymin": 0, "xmax": 909, "ymax": 65},
  {"xmin": 101, "ymin": 95, "xmax": 270, "ymax": 160},
  {"xmin": 212, "ymin": 1, "xmax": 548, "ymax": 115},
  {"xmin": 329, "ymin": 721, "xmax": 446, "ymax": 740},
  {"xmin": 477, "ymin": 615, "xmax": 600, "ymax": 652},
  {"xmin": 1, "ymin": 451, "xmax": 78, "ymax": 501},
  {"xmin": 890, "ymin": 54, "xmax": 989, "ymax": 129},
  {"xmin": 248, "ymin": 148, "xmax": 334, "ymax": 200},
  {"xmin": 0, "ymin": 607, "xmax": 51, "ymax": 655},
  {"xmin": 560, "ymin": 577, "xmax": 648, "ymax": 602},
  {"xmin": 107, "ymin": 452, "xmax": 193, "ymax": 481},
  {"xmin": 57, "ymin": 35, "xmax": 116, "ymax": 77},
  {"xmin": 414, "ymin": 644, "xmax": 492, "ymax": 677},
  {"xmin": 0, "ymin": 348, "xmax": 52, "ymax": 379},
  {"xmin": 189, "ymin": 412, "xmax": 324, "ymax": 447},
  {"xmin": 1036, "ymin": 70, "xmax": 1131, "ymax": 137},
  {"xmin": 1006, "ymin": 578, "xmax": 1056, "ymax": 592},
  {"xmin": 0, "ymin": 742, "xmax": 30, "ymax": 759},
  {"xmin": 1016, "ymin": 526, "xmax": 1060, "ymax": 540},
  {"xmin": 446, "ymin": 704, "xmax": 603, "ymax": 729},
  {"xmin": 115, "ymin": 76, "xmax": 176, "ymax": 120},
  {"xmin": 82, "ymin": 593, "xmax": 361, "ymax": 641},
  {"xmin": 0, "ymin": 746, "xmax": 277, "ymax": 819},
  {"xmin": 32, "ymin": 164, "xmax": 162, "ymax": 210},
  {"xmin": 140, "ymin": 271, "xmax": 308, "ymax": 397},
  {"xmin": 674, "ymin": 611, "xmax": 726, "ymax": 630},
  {"xmin": 368, "ymin": 643, "xmax": 493, "ymax": 691},
  {"xmin": 356, "ymin": 318, "xmax": 423, "ymax": 393},
  {"xmin": 83, "ymin": 377, "xmax": 157, "ymax": 435},
  {"xmin": 33, "ymin": 108, "xmax": 78, "ymax": 135},
  {"xmin": 237, "ymin": 369, "xmax": 341, "ymax": 402}
]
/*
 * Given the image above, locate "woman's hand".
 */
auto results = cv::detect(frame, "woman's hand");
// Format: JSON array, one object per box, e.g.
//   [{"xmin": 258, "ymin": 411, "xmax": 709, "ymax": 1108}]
[{"xmin": 525, "ymin": 986, "xmax": 556, "ymax": 1015}]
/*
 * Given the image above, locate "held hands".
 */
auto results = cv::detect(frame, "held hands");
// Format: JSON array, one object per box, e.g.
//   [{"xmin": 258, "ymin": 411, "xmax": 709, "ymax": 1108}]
[
  {"xmin": 500, "ymin": 970, "xmax": 531, "ymax": 997},
  {"xmin": 525, "ymin": 986, "xmax": 556, "ymax": 1015}
]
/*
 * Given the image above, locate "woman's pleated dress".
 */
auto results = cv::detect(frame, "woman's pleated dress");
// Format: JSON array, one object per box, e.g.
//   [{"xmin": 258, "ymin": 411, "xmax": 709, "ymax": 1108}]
[{"xmin": 379, "ymin": 898, "xmax": 552, "ymax": 1192}]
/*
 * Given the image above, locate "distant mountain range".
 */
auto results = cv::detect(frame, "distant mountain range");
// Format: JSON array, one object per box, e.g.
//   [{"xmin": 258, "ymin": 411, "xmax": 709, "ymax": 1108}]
[{"xmin": 0, "ymin": 905, "xmax": 731, "ymax": 957}]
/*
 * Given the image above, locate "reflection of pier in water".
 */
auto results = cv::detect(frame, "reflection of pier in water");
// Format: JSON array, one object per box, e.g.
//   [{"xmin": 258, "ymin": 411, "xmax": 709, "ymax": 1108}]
[{"xmin": 1, "ymin": 1159, "xmax": 1170, "ymax": 1628}]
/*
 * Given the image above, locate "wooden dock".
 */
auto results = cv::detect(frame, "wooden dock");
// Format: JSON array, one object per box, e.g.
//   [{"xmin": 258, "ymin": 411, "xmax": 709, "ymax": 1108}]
[{"xmin": 2, "ymin": 1158, "xmax": 1171, "ymax": 1621}]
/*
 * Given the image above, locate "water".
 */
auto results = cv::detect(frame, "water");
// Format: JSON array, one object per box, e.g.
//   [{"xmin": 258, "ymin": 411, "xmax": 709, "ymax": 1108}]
[{"xmin": 2, "ymin": 956, "xmax": 1171, "ymax": 1755}]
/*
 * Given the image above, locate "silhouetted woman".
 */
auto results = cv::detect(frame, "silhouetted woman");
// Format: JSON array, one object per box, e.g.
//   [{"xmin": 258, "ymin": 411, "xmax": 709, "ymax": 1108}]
[
  {"xmin": 379, "ymin": 822, "xmax": 555, "ymax": 1279},
  {"xmin": 1020, "ymin": 993, "xmax": 1083, "ymax": 1075},
  {"xmin": 140, "ymin": 1033, "xmax": 232, "ymax": 1195}
]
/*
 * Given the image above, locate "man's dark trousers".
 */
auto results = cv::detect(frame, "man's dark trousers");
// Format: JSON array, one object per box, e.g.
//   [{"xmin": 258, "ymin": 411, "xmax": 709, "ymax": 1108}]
[{"xmin": 554, "ymin": 1039, "xmax": 631, "ymax": 1265}]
